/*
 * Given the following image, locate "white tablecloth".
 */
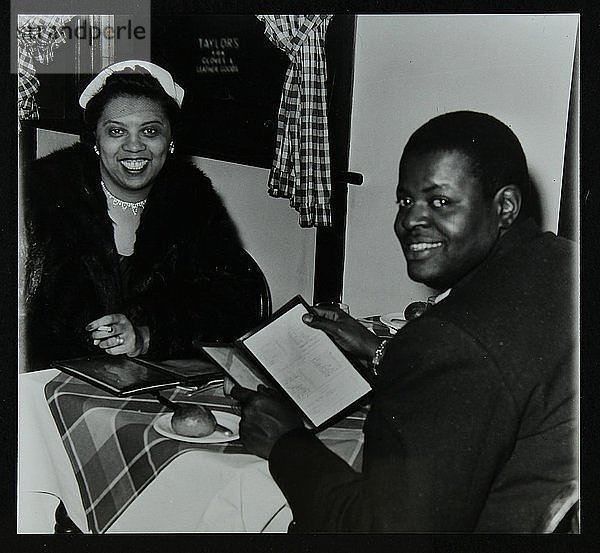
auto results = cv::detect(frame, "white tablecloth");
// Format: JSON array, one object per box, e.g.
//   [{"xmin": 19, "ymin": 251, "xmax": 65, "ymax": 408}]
[{"xmin": 18, "ymin": 369, "xmax": 292, "ymax": 533}]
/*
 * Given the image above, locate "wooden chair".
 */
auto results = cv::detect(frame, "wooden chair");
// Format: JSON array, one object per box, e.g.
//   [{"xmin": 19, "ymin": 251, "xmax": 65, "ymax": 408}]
[
  {"xmin": 54, "ymin": 501, "xmax": 83, "ymax": 534},
  {"xmin": 236, "ymin": 248, "xmax": 272, "ymax": 320},
  {"xmin": 553, "ymin": 499, "xmax": 580, "ymax": 533},
  {"xmin": 540, "ymin": 482, "xmax": 579, "ymax": 533}
]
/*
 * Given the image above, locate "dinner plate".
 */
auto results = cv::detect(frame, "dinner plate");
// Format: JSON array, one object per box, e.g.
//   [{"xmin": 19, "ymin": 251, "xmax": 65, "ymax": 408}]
[
  {"xmin": 153, "ymin": 411, "xmax": 240, "ymax": 444},
  {"xmin": 380, "ymin": 312, "xmax": 407, "ymax": 332}
]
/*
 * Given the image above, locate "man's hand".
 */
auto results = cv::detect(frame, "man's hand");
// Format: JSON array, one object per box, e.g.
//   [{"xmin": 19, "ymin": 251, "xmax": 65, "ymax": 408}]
[
  {"xmin": 302, "ymin": 306, "xmax": 383, "ymax": 362},
  {"xmin": 230, "ymin": 385, "xmax": 304, "ymax": 459}
]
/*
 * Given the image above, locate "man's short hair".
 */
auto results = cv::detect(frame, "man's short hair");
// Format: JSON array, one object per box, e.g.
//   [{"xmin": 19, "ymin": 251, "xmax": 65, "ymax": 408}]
[{"xmin": 400, "ymin": 111, "xmax": 531, "ymax": 214}]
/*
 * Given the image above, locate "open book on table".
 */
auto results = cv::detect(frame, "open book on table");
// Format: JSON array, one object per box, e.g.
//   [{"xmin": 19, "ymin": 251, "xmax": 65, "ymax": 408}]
[
  {"xmin": 201, "ymin": 295, "xmax": 372, "ymax": 430},
  {"xmin": 51, "ymin": 356, "xmax": 224, "ymax": 397}
]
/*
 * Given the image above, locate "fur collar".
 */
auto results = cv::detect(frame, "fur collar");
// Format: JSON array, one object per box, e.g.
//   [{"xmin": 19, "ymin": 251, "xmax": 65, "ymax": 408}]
[{"xmin": 27, "ymin": 141, "xmax": 236, "ymax": 276}]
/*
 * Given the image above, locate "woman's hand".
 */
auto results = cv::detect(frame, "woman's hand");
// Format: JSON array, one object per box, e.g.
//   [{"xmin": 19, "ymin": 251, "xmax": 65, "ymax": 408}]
[
  {"xmin": 302, "ymin": 306, "xmax": 383, "ymax": 362},
  {"xmin": 231, "ymin": 384, "xmax": 304, "ymax": 459},
  {"xmin": 86, "ymin": 314, "xmax": 149, "ymax": 357}
]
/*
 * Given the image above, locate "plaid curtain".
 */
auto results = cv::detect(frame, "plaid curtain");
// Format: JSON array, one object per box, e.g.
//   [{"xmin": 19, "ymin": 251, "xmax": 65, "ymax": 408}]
[
  {"xmin": 257, "ymin": 15, "xmax": 333, "ymax": 227},
  {"xmin": 17, "ymin": 15, "xmax": 72, "ymax": 123}
]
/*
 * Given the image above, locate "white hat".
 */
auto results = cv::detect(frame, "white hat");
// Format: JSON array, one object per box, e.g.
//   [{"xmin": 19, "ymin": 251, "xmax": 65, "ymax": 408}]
[{"xmin": 78, "ymin": 60, "xmax": 185, "ymax": 109}]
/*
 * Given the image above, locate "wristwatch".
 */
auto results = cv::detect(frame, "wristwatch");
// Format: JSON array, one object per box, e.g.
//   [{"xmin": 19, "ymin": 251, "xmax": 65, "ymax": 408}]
[{"xmin": 371, "ymin": 339, "xmax": 389, "ymax": 376}]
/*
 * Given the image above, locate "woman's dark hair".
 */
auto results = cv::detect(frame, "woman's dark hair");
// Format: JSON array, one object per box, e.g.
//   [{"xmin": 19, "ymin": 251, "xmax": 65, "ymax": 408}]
[
  {"xmin": 400, "ymin": 111, "xmax": 531, "ymax": 215},
  {"xmin": 81, "ymin": 67, "xmax": 180, "ymax": 144}
]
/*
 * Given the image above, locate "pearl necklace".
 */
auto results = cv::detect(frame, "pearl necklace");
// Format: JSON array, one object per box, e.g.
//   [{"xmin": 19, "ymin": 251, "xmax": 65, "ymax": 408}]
[{"xmin": 101, "ymin": 181, "xmax": 147, "ymax": 216}]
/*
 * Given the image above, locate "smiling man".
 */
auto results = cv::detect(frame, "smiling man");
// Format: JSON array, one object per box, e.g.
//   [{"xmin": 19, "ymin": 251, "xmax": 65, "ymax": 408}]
[
  {"xmin": 395, "ymin": 112, "xmax": 527, "ymax": 293},
  {"xmin": 232, "ymin": 111, "xmax": 578, "ymax": 532}
]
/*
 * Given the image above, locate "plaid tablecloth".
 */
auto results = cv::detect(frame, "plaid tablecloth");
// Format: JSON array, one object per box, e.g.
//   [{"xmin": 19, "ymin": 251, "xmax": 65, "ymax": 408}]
[{"xmin": 44, "ymin": 373, "xmax": 367, "ymax": 533}]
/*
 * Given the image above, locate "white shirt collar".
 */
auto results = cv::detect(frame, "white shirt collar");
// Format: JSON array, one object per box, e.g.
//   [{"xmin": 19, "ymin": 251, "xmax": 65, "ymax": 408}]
[{"xmin": 433, "ymin": 289, "xmax": 452, "ymax": 304}]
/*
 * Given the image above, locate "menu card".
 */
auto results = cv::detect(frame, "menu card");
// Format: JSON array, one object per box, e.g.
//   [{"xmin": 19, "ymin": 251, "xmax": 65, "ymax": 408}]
[
  {"xmin": 202, "ymin": 296, "xmax": 372, "ymax": 429},
  {"xmin": 51, "ymin": 356, "xmax": 224, "ymax": 397}
]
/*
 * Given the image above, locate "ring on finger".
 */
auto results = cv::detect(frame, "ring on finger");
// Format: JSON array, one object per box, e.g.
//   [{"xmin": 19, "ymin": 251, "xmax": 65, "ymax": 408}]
[{"xmin": 116, "ymin": 336, "xmax": 124, "ymax": 345}]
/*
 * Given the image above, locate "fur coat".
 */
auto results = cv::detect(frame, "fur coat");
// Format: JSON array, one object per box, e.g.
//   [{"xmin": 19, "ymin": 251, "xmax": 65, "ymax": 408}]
[{"xmin": 23, "ymin": 142, "xmax": 265, "ymax": 370}]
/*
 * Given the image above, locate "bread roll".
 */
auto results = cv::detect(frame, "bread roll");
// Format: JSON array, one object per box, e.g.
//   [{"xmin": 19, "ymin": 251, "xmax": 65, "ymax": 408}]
[{"xmin": 171, "ymin": 405, "xmax": 217, "ymax": 437}]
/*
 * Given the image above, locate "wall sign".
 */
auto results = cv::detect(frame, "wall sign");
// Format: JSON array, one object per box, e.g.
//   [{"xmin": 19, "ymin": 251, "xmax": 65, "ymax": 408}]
[
  {"xmin": 151, "ymin": 15, "xmax": 289, "ymax": 168},
  {"xmin": 27, "ymin": 14, "xmax": 289, "ymax": 170}
]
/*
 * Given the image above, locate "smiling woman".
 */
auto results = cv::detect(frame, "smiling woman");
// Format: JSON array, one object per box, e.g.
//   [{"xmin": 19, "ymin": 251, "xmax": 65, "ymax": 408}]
[
  {"xmin": 22, "ymin": 60, "xmax": 268, "ymax": 370},
  {"xmin": 96, "ymin": 96, "xmax": 171, "ymax": 199}
]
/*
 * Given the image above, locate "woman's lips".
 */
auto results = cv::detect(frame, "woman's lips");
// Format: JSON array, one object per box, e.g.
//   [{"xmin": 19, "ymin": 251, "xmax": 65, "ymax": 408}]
[{"xmin": 119, "ymin": 159, "xmax": 149, "ymax": 172}]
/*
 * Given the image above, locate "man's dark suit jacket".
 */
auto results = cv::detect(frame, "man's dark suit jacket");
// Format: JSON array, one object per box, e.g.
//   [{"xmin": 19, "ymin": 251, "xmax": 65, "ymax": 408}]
[{"xmin": 269, "ymin": 218, "xmax": 577, "ymax": 532}]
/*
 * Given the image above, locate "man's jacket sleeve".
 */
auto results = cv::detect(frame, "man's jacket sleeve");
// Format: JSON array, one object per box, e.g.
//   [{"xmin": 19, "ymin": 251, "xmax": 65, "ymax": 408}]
[{"xmin": 269, "ymin": 318, "xmax": 519, "ymax": 532}]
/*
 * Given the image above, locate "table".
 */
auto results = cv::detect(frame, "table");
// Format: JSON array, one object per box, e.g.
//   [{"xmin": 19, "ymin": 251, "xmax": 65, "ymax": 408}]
[{"xmin": 18, "ymin": 369, "xmax": 367, "ymax": 533}]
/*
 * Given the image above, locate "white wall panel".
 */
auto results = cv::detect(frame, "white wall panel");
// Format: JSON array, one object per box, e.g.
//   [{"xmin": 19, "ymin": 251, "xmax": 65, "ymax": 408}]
[{"xmin": 344, "ymin": 14, "xmax": 578, "ymax": 317}]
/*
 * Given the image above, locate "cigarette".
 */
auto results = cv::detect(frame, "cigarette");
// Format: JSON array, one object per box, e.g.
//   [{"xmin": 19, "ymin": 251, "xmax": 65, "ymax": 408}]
[{"xmin": 97, "ymin": 325, "xmax": 112, "ymax": 332}]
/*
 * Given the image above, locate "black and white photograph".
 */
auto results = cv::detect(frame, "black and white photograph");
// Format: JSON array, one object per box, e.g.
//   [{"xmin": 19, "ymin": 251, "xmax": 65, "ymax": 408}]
[{"xmin": 13, "ymin": 0, "xmax": 587, "ymax": 540}]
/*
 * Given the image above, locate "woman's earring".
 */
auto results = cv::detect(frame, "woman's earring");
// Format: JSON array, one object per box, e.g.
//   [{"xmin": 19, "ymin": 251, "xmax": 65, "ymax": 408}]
[
  {"xmin": 169, "ymin": 141, "xmax": 175, "ymax": 154},
  {"xmin": 94, "ymin": 145, "xmax": 100, "ymax": 156}
]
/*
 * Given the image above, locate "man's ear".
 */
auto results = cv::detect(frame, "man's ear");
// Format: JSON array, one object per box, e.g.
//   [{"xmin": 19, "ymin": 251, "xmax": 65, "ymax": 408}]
[{"xmin": 494, "ymin": 185, "xmax": 522, "ymax": 229}]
